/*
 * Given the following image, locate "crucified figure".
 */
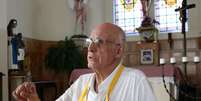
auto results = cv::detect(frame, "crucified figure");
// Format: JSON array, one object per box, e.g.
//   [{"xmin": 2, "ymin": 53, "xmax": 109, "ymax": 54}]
[
  {"xmin": 74, "ymin": 0, "xmax": 87, "ymax": 33},
  {"xmin": 140, "ymin": 0, "xmax": 151, "ymax": 17}
]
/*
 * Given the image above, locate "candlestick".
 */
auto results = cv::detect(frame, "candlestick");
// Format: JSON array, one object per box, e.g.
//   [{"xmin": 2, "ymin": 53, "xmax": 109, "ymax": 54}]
[
  {"xmin": 170, "ymin": 57, "xmax": 176, "ymax": 64},
  {"xmin": 193, "ymin": 56, "xmax": 200, "ymax": 63},
  {"xmin": 160, "ymin": 58, "xmax": 165, "ymax": 65},
  {"xmin": 182, "ymin": 57, "xmax": 188, "ymax": 63},
  {"xmin": 168, "ymin": 33, "xmax": 173, "ymax": 49}
]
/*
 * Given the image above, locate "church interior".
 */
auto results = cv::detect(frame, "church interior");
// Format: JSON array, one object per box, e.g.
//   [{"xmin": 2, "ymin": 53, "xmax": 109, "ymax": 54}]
[{"xmin": 1, "ymin": 0, "xmax": 201, "ymax": 101}]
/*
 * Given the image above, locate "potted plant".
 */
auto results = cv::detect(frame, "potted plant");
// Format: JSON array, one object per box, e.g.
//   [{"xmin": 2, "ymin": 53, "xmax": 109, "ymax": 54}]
[{"xmin": 44, "ymin": 37, "xmax": 87, "ymax": 74}]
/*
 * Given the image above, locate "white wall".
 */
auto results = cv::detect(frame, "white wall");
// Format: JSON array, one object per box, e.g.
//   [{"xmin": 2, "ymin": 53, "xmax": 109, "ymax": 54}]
[
  {"xmin": 7, "ymin": 0, "xmax": 35, "ymax": 38},
  {"xmin": 0, "ymin": 0, "xmax": 8, "ymax": 100},
  {"xmin": 87, "ymin": 0, "xmax": 105, "ymax": 33},
  {"xmin": 0, "ymin": 0, "xmax": 7, "ymax": 28},
  {"xmin": 34, "ymin": 0, "xmax": 109, "ymax": 41},
  {"xmin": 34, "ymin": 0, "xmax": 75, "ymax": 41},
  {"xmin": 104, "ymin": 0, "xmax": 113, "ymax": 23},
  {"xmin": 0, "ymin": 31, "xmax": 8, "ymax": 101}
]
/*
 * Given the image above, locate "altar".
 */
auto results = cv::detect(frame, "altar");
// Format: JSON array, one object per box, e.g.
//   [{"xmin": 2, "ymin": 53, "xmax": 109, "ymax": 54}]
[{"xmin": 138, "ymin": 65, "xmax": 180, "ymax": 101}]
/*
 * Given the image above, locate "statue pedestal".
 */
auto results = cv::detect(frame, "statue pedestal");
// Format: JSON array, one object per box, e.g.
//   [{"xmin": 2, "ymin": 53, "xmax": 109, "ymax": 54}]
[{"xmin": 136, "ymin": 26, "xmax": 159, "ymax": 43}]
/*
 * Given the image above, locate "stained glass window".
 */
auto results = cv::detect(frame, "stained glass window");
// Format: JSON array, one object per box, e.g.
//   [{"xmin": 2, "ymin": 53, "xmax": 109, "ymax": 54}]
[
  {"xmin": 154, "ymin": 0, "xmax": 187, "ymax": 33},
  {"xmin": 113, "ymin": 0, "xmax": 187, "ymax": 36},
  {"xmin": 113, "ymin": 0, "xmax": 143, "ymax": 36}
]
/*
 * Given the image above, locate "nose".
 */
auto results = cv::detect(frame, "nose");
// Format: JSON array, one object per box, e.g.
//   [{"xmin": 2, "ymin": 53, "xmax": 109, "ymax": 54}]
[{"xmin": 88, "ymin": 42, "xmax": 97, "ymax": 52}]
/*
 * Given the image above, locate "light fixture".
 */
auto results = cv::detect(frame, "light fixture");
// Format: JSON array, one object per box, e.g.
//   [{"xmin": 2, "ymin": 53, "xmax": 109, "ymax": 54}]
[{"xmin": 165, "ymin": 0, "xmax": 177, "ymax": 6}]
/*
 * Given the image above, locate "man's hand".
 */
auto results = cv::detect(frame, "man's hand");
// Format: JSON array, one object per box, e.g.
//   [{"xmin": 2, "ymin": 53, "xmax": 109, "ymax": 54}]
[{"xmin": 12, "ymin": 82, "xmax": 40, "ymax": 101}]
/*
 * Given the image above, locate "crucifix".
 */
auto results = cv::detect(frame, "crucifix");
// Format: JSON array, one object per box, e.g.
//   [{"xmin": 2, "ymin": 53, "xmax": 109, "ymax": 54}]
[
  {"xmin": 74, "ymin": 0, "xmax": 87, "ymax": 34},
  {"xmin": 175, "ymin": 0, "xmax": 195, "ymax": 77},
  {"xmin": 161, "ymin": 1, "xmax": 198, "ymax": 100}
]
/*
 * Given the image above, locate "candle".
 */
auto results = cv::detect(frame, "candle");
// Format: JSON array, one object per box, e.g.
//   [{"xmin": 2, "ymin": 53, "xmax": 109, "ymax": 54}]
[
  {"xmin": 194, "ymin": 56, "xmax": 200, "ymax": 63},
  {"xmin": 160, "ymin": 58, "xmax": 165, "ymax": 65},
  {"xmin": 170, "ymin": 57, "xmax": 176, "ymax": 64},
  {"xmin": 182, "ymin": 57, "xmax": 188, "ymax": 63}
]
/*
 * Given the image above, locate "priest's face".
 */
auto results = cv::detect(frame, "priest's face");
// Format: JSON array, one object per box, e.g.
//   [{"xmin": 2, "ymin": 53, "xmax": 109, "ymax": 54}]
[{"xmin": 87, "ymin": 23, "xmax": 122, "ymax": 71}]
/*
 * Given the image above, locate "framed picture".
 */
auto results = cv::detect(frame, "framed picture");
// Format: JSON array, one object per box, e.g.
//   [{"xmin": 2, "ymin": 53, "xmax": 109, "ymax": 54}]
[
  {"xmin": 140, "ymin": 49, "xmax": 153, "ymax": 64},
  {"xmin": 136, "ymin": 42, "xmax": 159, "ymax": 65}
]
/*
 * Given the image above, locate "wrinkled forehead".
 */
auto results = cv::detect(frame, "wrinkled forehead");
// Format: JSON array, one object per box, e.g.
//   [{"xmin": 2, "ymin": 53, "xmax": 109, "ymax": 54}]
[{"xmin": 90, "ymin": 26, "xmax": 120, "ymax": 42}]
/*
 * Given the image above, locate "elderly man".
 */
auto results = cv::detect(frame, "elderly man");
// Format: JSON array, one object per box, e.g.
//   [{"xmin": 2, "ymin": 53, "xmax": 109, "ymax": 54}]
[{"xmin": 13, "ymin": 23, "xmax": 156, "ymax": 101}]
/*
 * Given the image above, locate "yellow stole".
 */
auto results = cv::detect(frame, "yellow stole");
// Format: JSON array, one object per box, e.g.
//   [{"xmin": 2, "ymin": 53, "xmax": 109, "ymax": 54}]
[{"xmin": 78, "ymin": 65, "xmax": 125, "ymax": 101}]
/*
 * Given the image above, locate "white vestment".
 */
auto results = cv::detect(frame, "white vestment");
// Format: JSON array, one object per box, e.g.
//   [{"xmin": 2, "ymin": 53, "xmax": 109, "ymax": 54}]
[{"xmin": 56, "ymin": 65, "xmax": 156, "ymax": 101}]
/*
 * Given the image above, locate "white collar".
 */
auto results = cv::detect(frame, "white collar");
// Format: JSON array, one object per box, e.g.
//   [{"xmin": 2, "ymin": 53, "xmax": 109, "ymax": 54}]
[{"xmin": 89, "ymin": 63, "xmax": 123, "ymax": 93}]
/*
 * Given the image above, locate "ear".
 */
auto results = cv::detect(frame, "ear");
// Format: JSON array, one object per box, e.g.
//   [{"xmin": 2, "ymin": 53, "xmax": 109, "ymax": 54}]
[{"xmin": 115, "ymin": 45, "xmax": 123, "ymax": 58}]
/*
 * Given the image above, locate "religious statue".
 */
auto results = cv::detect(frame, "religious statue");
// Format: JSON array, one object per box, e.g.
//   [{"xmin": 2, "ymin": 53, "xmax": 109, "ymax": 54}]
[
  {"xmin": 7, "ymin": 19, "xmax": 25, "ymax": 71},
  {"xmin": 74, "ymin": 0, "xmax": 87, "ymax": 33},
  {"xmin": 7, "ymin": 19, "xmax": 17, "ymax": 37},
  {"xmin": 140, "ymin": 0, "xmax": 151, "ymax": 17},
  {"xmin": 137, "ymin": 0, "xmax": 159, "ymax": 43},
  {"xmin": 16, "ymin": 33, "xmax": 25, "ymax": 70}
]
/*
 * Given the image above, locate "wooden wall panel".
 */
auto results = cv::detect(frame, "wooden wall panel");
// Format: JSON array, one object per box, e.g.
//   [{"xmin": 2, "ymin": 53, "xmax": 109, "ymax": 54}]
[
  {"xmin": 23, "ymin": 38, "xmax": 68, "ymax": 97},
  {"xmin": 125, "ymin": 38, "xmax": 201, "ymax": 88}
]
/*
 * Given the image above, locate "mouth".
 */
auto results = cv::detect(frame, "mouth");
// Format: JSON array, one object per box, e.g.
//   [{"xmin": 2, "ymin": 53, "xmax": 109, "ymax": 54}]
[
  {"xmin": 88, "ymin": 55, "xmax": 94, "ymax": 60},
  {"xmin": 87, "ymin": 53, "xmax": 96, "ymax": 61}
]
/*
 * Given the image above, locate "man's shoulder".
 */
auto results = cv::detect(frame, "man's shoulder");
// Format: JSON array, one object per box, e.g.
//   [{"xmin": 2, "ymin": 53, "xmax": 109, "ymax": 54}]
[
  {"xmin": 79, "ymin": 73, "xmax": 94, "ymax": 79},
  {"xmin": 122, "ymin": 67, "xmax": 147, "ymax": 80},
  {"xmin": 76, "ymin": 73, "xmax": 94, "ymax": 82}
]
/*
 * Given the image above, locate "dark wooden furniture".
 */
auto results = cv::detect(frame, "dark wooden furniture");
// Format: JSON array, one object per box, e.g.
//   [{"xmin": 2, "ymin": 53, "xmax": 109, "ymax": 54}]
[
  {"xmin": 33, "ymin": 80, "xmax": 57, "ymax": 101},
  {"xmin": 0, "ymin": 72, "xmax": 5, "ymax": 101},
  {"xmin": 8, "ymin": 70, "xmax": 26, "ymax": 101}
]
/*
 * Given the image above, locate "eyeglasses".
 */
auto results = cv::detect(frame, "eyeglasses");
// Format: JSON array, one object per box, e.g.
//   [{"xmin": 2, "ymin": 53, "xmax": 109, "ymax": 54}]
[{"xmin": 85, "ymin": 37, "xmax": 120, "ymax": 47}]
